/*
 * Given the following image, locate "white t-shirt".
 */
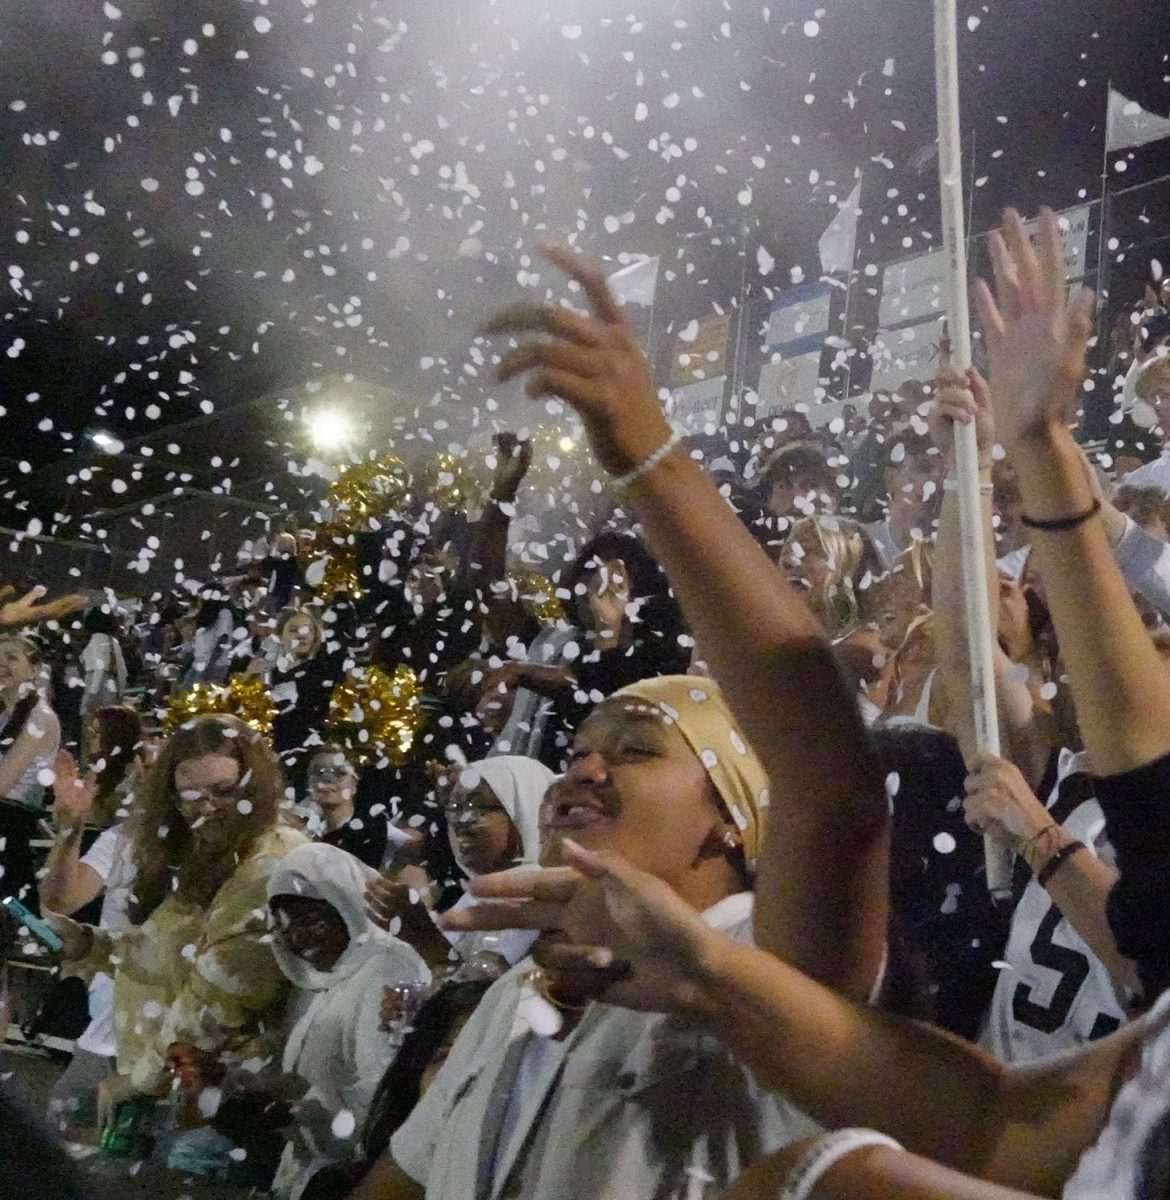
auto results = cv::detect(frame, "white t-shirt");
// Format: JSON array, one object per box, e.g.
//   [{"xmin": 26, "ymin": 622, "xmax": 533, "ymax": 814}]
[
  {"xmin": 1063, "ymin": 989, "xmax": 1170, "ymax": 1198},
  {"xmin": 392, "ymin": 891, "xmax": 818, "ymax": 1200},
  {"xmin": 75, "ymin": 824, "xmax": 134, "ymax": 1058},
  {"xmin": 982, "ymin": 751, "xmax": 1131, "ymax": 1064},
  {"xmin": 1122, "ymin": 451, "xmax": 1170, "ymax": 495},
  {"xmin": 443, "ymin": 891, "xmax": 538, "ymax": 969}
]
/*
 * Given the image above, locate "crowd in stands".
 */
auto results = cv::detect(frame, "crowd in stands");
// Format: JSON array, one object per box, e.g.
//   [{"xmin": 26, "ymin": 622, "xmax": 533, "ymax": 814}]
[{"xmin": 3, "ymin": 208, "xmax": 1170, "ymax": 1200}]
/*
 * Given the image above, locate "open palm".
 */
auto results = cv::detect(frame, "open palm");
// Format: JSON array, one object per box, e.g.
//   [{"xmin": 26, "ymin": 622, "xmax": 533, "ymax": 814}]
[{"xmin": 973, "ymin": 207, "xmax": 1095, "ymax": 448}]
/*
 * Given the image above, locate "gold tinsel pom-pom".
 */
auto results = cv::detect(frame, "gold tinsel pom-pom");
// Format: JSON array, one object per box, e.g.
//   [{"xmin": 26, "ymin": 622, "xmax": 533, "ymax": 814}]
[
  {"xmin": 417, "ymin": 450, "xmax": 475, "ymax": 512},
  {"xmin": 163, "ymin": 676, "xmax": 277, "ymax": 736},
  {"xmin": 509, "ymin": 568, "xmax": 565, "ymax": 623},
  {"xmin": 323, "ymin": 664, "xmax": 423, "ymax": 766},
  {"xmin": 328, "ymin": 455, "xmax": 412, "ymax": 531}
]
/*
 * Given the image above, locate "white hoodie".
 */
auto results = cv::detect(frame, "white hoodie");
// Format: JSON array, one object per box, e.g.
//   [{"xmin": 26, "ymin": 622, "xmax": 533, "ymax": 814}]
[{"xmin": 267, "ymin": 842, "xmax": 430, "ymax": 1199}]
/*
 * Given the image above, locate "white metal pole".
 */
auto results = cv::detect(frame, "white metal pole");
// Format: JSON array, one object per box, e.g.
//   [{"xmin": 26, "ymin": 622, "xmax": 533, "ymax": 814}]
[{"xmin": 933, "ymin": 0, "xmax": 1013, "ymax": 899}]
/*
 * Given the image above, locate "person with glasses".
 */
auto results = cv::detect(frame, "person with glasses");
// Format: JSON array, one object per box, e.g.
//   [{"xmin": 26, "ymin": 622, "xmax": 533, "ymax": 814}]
[
  {"xmin": 365, "ymin": 756, "xmax": 555, "ymax": 981},
  {"xmin": 308, "ymin": 746, "xmax": 389, "ymax": 870},
  {"xmin": 44, "ymin": 714, "xmax": 307, "ymax": 1160}
]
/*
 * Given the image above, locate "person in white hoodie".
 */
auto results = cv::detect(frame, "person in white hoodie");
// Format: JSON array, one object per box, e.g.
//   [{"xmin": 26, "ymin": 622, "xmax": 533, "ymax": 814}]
[{"xmin": 267, "ymin": 842, "xmax": 431, "ymax": 1200}]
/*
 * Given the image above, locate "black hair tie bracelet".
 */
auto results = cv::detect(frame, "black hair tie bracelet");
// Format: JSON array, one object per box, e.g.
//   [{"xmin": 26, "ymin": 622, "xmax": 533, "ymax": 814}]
[{"xmin": 1019, "ymin": 498, "xmax": 1101, "ymax": 532}]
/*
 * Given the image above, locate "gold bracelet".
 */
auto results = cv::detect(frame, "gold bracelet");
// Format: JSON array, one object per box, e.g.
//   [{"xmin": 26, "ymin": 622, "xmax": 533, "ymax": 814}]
[
  {"xmin": 1020, "ymin": 822, "xmax": 1066, "ymax": 873},
  {"xmin": 530, "ymin": 968, "xmax": 590, "ymax": 1013}
]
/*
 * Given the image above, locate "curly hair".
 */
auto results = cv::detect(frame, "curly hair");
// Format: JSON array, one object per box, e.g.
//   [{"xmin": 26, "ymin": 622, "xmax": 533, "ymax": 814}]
[{"xmin": 126, "ymin": 714, "xmax": 285, "ymax": 924}]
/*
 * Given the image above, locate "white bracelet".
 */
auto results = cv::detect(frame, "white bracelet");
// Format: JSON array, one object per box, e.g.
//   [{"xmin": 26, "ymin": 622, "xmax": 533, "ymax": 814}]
[
  {"xmin": 779, "ymin": 1128, "xmax": 904, "ymax": 1200},
  {"xmin": 943, "ymin": 474, "xmax": 994, "ymax": 495},
  {"xmin": 611, "ymin": 426, "xmax": 684, "ymax": 489}
]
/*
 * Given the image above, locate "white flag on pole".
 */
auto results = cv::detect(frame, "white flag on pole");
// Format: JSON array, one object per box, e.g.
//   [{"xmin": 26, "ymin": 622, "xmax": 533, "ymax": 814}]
[
  {"xmin": 1106, "ymin": 87, "xmax": 1170, "ymax": 153},
  {"xmin": 818, "ymin": 180, "xmax": 862, "ymax": 276},
  {"xmin": 607, "ymin": 256, "xmax": 660, "ymax": 307}
]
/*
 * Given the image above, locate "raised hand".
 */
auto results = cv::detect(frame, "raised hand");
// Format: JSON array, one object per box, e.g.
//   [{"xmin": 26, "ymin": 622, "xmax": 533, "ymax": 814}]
[
  {"xmin": 439, "ymin": 838, "xmax": 721, "ymax": 1014},
  {"xmin": 0, "ymin": 585, "xmax": 87, "ymax": 630},
  {"xmin": 927, "ymin": 367, "xmax": 996, "ymax": 470},
  {"xmin": 50, "ymin": 751, "xmax": 97, "ymax": 832},
  {"xmin": 973, "ymin": 207, "xmax": 1095, "ymax": 449},
  {"xmin": 489, "ymin": 432, "xmax": 533, "ymax": 503},
  {"xmin": 480, "ymin": 244, "xmax": 672, "ymax": 478}
]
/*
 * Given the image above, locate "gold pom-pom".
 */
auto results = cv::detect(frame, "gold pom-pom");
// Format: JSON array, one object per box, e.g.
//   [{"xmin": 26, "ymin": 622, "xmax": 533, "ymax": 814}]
[
  {"xmin": 509, "ymin": 568, "xmax": 564, "ymax": 623},
  {"xmin": 418, "ymin": 451, "xmax": 475, "ymax": 511},
  {"xmin": 328, "ymin": 455, "xmax": 412, "ymax": 532},
  {"xmin": 299, "ymin": 523, "xmax": 364, "ymax": 598},
  {"xmin": 324, "ymin": 664, "xmax": 423, "ymax": 765},
  {"xmin": 163, "ymin": 676, "xmax": 276, "ymax": 736}
]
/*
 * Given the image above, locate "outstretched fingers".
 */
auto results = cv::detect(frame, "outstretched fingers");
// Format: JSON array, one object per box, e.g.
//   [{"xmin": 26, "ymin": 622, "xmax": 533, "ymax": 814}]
[
  {"xmin": 479, "ymin": 303, "xmax": 601, "ymax": 346},
  {"xmin": 538, "ymin": 241, "xmax": 625, "ymax": 324},
  {"xmin": 466, "ymin": 864, "xmax": 582, "ymax": 902},
  {"xmin": 1001, "ymin": 207, "xmax": 1043, "ymax": 310},
  {"xmin": 973, "ymin": 277, "xmax": 1006, "ymax": 349},
  {"xmin": 437, "ymin": 900, "xmax": 567, "ymax": 933},
  {"xmin": 497, "ymin": 340, "xmax": 598, "ymax": 385}
]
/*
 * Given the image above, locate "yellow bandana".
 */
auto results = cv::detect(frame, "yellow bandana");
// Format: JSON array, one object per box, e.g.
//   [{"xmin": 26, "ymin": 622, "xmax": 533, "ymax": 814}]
[{"xmin": 613, "ymin": 675, "xmax": 769, "ymax": 867}]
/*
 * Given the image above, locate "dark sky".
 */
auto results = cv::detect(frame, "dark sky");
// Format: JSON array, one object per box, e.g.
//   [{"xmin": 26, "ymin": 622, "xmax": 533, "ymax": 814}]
[{"xmin": 1, "ymin": 0, "xmax": 1168, "ymax": 535}]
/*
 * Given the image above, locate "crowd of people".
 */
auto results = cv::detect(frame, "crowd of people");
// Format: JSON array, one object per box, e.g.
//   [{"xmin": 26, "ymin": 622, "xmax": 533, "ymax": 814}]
[{"xmin": 2, "ymin": 208, "xmax": 1170, "ymax": 1200}]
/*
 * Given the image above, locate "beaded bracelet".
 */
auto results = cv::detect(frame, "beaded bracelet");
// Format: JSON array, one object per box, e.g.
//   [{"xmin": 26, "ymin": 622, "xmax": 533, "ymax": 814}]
[
  {"xmin": 611, "ymin": 425, "xmax": 684, "ymax": 489},
  {"xmin": 779, "ymin": 1128, "xmax": 904, "ymax": 1200}
]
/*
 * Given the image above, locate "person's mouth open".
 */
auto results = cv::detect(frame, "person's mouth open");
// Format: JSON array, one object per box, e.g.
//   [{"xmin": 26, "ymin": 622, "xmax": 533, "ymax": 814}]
[{"xmin": 548, "ymin": 789, "xmax": 616, "ymax": 831}]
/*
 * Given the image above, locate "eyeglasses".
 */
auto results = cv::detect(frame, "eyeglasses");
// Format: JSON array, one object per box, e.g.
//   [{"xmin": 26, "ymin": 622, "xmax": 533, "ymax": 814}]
[
  {"xmin": 442, "ymin": 796, "xmax": 503, "ymax": 822},
  {"xmin": 309, "ymin": 765, "xmax": 354, "ymax": 783},
  {"xmin": 176, "ymin": 783, "xmax": 244, "ymax": 813}
]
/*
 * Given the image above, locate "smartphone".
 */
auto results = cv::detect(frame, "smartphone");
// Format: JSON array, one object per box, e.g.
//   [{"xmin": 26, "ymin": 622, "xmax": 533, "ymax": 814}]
[{"xmin": 2, "ymin": 896, "xmax": 64, "ymax": 952}]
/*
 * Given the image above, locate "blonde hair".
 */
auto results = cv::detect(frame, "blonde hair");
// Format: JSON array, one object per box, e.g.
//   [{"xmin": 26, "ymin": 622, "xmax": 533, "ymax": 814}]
[
  {"xmin": 784, "ymin": 515, "xmax": 884, "ymax": 633},
  {"xmin": 1136, "ymin": 355, "xmax": 1170, "ymax": 401}
]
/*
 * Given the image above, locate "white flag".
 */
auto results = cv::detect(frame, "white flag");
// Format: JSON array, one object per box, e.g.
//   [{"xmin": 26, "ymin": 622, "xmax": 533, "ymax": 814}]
[
  {"xmin": 818, "ymin": 180, "xmax": 862, "ymax": 276},
  {"xmin": 608, "ymin": 256, "xmax": 660, "ymax": 307},
  {"xmin": 1106, "ymin": 88, "xmax": 1170, "ymax": 153}
]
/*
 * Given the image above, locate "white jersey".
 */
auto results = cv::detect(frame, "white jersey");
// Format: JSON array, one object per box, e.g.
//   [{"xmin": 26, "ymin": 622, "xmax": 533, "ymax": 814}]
[
  {"xmin": 982, "ymin": 750, "xmax": 1131, "ymax": 1064},
  {"xmin": 1064, "ymin": 989, "xmax": 1170, "ymax": 1199}
]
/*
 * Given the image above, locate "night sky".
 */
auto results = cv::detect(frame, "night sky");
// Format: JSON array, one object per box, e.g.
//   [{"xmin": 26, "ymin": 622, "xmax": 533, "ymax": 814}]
[{"xmin": 1, "ymin": 0, "xmax": 1167, "ymax": 542}]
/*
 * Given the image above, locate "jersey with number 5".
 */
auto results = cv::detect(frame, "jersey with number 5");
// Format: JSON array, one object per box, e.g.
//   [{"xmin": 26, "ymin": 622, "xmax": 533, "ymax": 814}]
[{"xmin": 982, "ymin": 751, "xmax": 1132, "ymax": 1064}]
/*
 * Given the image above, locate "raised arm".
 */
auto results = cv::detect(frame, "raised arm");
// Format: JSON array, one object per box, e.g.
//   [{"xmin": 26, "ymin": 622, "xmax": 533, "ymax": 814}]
[
  {"xmin": 974, "ymin": 208, "xmax": 1170, "ymax": 776},
  {"xmin": 468, "ymin": 433, "xmax": 534, "ymax": 647},
  {"xmin": 929, "ymin": 369, "xmax": 1049, "ymax": 787},
  {"xmin": 480, "ymin": 245, "xmax": 888, "ymax": 998},
  {"xmin": 38, "ymin": 754, "xmax": 104, "ymax": 916}
]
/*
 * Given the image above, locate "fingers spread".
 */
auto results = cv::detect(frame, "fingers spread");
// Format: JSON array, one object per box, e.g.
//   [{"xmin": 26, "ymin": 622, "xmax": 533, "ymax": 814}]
[
  {"xmin": 1037, "ymin": 207, "xmax": 1068, "ymax": 307},
  {"xmin": 480, "ymin": 303, "xmax": 601, "ymax": 346},
  {"xmin": 497, "ymin": 340, "xmax": 598, "ymax": 385},
  {"xmin": 437, "ymin": 900, "xmax": 566, "ymax": 932},
  {"xmin": 1002, "ymin": 207, "xmax": 1041, "ymax": 307},
  {"xmin": 467, "ymin": 865, "xmax": 581, "ymax": 901},
  {"xmin": 538, "ymin": 242, "xmax": 624, "ymax": 324},
  {"xmin": 987, "ymin": 231, "xmax": 1021, "ymax": 322},
  {"xmin": 524, "ymin": 367, "xmax": 604, "ymax": 408},
  {"xmin": 973, "ymin": 278, "xmax": 1006, "ymax": 346}
]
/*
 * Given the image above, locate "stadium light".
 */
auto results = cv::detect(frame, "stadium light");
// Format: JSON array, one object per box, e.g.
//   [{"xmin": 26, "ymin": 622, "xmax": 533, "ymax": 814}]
[{"xmin": 305, "ymin": 408, "xmax": 357, "ymax": 450}]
